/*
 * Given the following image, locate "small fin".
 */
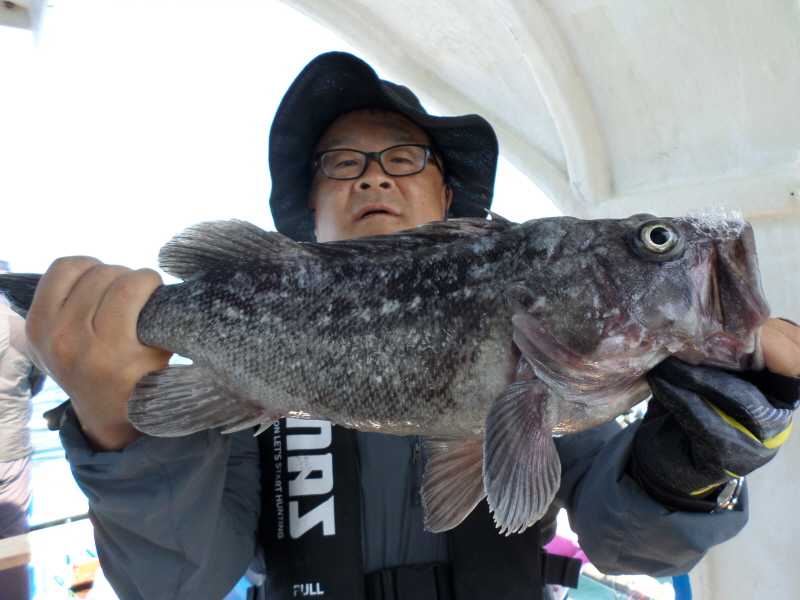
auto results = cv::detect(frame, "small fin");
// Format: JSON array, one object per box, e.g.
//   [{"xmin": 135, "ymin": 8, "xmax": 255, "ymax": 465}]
[
  {"xmin": 253, "ymin": 421, "xmax": 274, "ymax": 436},
  {"xmin": 421, "ymin": 437, "xmax": 486, "ymax": 533},
  {"xmin": 127, "ymin": 364, "xmax": 277, "ymax": 436},
  {"xmin": 158, "ymin": 219, "xmax": 308, "ymax": 280},
  {"xmin": 415, "ymin": 216, "xmax": 516, "ymax": 234},
  {"xmin": 484, "ymin": 380, "xmax": 561, "ymax": 535},
  {"xmin": 0, "ymin": 273, "xmax": 42, "ymax": 318},
  {"xmin": 485, "ymin": 209, "xmax": 513, "ymax": 224},
  {"xmin": 298, "ymin": 217, "xmax": 517, "ymax": 261}
]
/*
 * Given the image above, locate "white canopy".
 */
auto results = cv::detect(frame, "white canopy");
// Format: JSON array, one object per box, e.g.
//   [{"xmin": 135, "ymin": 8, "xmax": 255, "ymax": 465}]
[{"xmin": 2, "ymin": 1, "xmax": 797, "ymax": 596}]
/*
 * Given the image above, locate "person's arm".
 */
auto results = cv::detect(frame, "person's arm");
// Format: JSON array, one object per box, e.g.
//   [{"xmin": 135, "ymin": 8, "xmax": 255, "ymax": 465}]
[
  {"xmin": 61, "ymin": 406, "xmax": 261, "ymax": 600},
  {"xmin": 629, "ymin": 318, "xmax": 799, "ymax": 511},
  {"xmin": 5, "ymin": 303, "xmax": 46, "ymax": 395},
  {"xmin": 554, "ymin": 420, "xmax": 748, "ymax": 577},
  {"xmin": 553, "ymin": 319, "xmax": 800, "ymax": 576},
  {"xmin": 28, "ymin": 256, "xmax": 263, "ymax": 598}
]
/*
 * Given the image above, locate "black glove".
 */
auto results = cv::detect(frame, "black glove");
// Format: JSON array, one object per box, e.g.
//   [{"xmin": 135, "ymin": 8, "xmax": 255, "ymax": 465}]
[{"xmin": 630, "ymin": 357, "xmax": 799, "ymax": 511}]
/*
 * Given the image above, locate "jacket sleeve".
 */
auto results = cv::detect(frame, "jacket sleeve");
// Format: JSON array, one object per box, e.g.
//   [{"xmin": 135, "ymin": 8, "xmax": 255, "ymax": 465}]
[
  {"xmin": 60, "ymin": 406, "xmax": 261, "ymax": 600},
  {"xmin": 553, "ymin": 420, "xmax": 747, "ymax": 577}
]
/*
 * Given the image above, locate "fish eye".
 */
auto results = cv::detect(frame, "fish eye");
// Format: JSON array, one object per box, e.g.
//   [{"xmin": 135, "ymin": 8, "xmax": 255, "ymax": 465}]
[{"xmin": 628, "ymin": 219, "xmax": 686, "ymax": 262}]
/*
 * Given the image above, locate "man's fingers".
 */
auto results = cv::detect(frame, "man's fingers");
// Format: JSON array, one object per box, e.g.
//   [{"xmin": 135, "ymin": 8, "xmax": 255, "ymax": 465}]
[
  {"xmin": 21, "ymin": 257, "xmax": 171, "ymax": 452},
  {"xmin": 92, "ymin": 268, "xmax": 164, "ymax": 342},
  {"xmin": 761, "ymin": 319, "xmax": 800, "ymax": 377},
  {"xmin": 26, "ymin": 258, "xmax": 168, "ymax": 376},
  {"xmin": 57, "ymin": 263, "xmax": 134, "ymax": 332},
  {"xmin": 26, "ymin": 256, "xmax": 102, "ymax": 343},
  {"xmin": 764, "ymin": 318, "xmax": 800, "ymax": 346}
]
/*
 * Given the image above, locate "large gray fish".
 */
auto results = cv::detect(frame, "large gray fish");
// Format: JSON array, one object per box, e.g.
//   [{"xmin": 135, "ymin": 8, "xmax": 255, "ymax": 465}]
[{"xmin": 0, "ymin": 213, "xmax": 770, "ymax": 534}]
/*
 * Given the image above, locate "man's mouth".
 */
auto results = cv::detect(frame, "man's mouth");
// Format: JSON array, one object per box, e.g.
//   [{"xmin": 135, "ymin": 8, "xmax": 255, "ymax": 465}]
[{"xmin": 354, "ymin": 205, "xmax": 400, "ymax": 221}]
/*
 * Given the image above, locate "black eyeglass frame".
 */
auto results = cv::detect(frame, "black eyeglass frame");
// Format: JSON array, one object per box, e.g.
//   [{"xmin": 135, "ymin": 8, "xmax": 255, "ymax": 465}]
[{"xmin": 313, "ymin": 144, "xmax": 444, "ymax": 180}]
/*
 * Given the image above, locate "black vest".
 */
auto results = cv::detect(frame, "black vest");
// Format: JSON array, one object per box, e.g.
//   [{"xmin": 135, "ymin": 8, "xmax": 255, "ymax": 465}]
[{"xmin": 258, "ymin": 420, "xmax": 579, "ymax": 600}]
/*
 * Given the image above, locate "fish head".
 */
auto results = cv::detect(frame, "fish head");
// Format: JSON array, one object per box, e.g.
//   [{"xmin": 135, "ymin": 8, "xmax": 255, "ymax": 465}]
[{"xmin": 507, "ymin": 213, "xmax": 770, "ymax": 402}]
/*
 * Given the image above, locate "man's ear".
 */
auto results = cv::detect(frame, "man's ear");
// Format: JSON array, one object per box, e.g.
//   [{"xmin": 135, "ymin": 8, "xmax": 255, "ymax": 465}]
[{"xmin": 443, "ymin": 185, "xmax": 453, "ymax": 214}]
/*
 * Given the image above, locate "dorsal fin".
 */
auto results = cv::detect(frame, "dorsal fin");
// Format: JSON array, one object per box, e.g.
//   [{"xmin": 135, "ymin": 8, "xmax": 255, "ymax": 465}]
[
  {"xmin": 416, "ymin": 216, "xmax": 516, "ymax": 235},
  {"xmin": 485, "ymin": 209, "xmax": 513, "ymax": 224},
  {"xmin": 301, "ymin": 217, "xmax": 518, "ymax": 260},
  {"xmin": 158, "ymin": 219, "xmax": 308, "ymax": 280},
  {"xmin": 159, "ymin": 217, "xmax": 518, "ymax": 279}
]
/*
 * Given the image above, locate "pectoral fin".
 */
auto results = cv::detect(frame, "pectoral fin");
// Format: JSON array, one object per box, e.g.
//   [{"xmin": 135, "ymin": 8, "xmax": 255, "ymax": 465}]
[
  {"xmin": 484, "ymin": 379, "xmax": 561, "ymax": 534},
  {"xmin": 127, "ymin": 364, "xmax": 277, "ymax": 436},
  {"xmin": 421, "ymin": 437, "xmax": 486, "ymax": 533}
]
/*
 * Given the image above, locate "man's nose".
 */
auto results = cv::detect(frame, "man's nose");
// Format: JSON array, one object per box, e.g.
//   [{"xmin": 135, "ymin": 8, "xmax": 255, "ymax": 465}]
[{"xmin": 359, "ymin": 158, "xmax": 393, "ymax": 189}]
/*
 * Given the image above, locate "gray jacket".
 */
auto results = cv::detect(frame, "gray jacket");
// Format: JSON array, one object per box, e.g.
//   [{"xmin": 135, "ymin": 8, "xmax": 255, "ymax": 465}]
[{"xmin": 60, "ymin": 408, "xmax": 746, "ymax": 600}]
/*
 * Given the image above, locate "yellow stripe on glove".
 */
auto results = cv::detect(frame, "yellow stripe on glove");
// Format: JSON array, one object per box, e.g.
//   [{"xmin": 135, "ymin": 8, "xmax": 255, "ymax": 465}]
[{"xmin": 704, "ymin": 397, "xmax": 793, "ymax": 449}]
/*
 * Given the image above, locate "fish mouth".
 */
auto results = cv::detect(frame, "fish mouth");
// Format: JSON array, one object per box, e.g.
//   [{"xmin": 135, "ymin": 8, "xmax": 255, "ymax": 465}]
[
  {"xmin": 678, "ymin": 327, "xmax": 765, "ymax": 371},
  {"xmin": 678, "ymin": 224, "xmax": 770, "ymax": 370},
  {"xmin": 354, "ymin": 204, "xmax": 401, "ymax": 221}
]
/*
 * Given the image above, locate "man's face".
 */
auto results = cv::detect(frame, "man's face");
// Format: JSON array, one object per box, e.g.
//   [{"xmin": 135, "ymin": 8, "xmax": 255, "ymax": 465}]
[{"xmin": 308, "ymin": 110, "xmax": 452, "ymax": 243}]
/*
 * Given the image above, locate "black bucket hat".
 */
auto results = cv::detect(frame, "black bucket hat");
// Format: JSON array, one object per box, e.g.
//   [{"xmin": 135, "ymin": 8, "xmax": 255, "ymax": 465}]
[{"xmin": 268, "ymin": 51, "xmax": 499, "ymax": 241}]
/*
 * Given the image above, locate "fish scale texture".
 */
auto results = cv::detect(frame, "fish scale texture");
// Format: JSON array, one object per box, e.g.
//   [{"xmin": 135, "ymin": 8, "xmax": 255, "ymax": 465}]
[
  {"xmin": 132, "ymin": 214, "xmax": 767, "ymax": 439},
  {"xmin": 0, "ymin": 213, "xmax": 770, "ymax": 532}
]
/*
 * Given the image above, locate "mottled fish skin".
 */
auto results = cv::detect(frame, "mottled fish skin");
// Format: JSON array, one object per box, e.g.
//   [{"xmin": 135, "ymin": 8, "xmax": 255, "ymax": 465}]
[
  {"xmin": 0, "ymin": 213, "xmax": 771, "ymax": 534},
  {"xmin": 134, "ymin": 214, "xmax": 768, "ymax": 439},
  {"xmin": 137, "ymin": 218, "xmax": 526, "ymax": 438}
]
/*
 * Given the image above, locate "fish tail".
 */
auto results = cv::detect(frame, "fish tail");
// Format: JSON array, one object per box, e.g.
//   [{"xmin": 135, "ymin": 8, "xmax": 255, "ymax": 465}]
[{"xmin": 0, "ymin": 273, "xmax": 42, "ymax": 318}]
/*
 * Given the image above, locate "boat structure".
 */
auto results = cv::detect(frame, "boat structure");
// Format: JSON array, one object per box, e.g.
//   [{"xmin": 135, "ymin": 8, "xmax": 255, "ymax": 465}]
[{"xmin": 1, "ymin": 1, "xmax": 798, "ymax": 598}]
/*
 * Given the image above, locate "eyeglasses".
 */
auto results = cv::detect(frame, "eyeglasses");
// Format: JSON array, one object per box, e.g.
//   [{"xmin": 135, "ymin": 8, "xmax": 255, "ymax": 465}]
[{"xmin": 314, "ymin": 144, "xmax": 443, "ymax": 180}]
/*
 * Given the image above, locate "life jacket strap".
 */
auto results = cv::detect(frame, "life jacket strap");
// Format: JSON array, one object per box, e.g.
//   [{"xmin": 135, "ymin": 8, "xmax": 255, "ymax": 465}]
[
  {"xmin": 541, "ymin": 552, "xmax": 582, "ymax": 588},
  {"xmin": 365, "ymin": 563, "xmax": 454, "ymax": 600},
  {"xmin": 363, "ymin": 546, "xmax": 582, "ymax": 600}
]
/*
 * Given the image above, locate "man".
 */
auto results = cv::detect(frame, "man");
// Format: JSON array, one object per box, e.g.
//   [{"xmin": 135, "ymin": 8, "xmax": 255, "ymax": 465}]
[{"xmin": 24, "ymin": 52, "xmax": 800, "ymax": 600}]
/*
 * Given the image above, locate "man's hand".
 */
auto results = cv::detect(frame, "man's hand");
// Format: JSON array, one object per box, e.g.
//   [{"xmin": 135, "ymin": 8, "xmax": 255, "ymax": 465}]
[
  {"xmin": 761, "ymin": 318, "xmax": 800, "ymax": 377},
  {"xmin": 630, "ymin": 318, "xmax": 800, "ymax": 511},
  {"xmin": 26, "ymin": 257, "xmax": 172, "ymax": 452}
]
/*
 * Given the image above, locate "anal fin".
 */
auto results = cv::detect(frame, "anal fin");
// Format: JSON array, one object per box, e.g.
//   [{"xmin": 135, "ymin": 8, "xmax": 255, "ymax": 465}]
[
  {"xmin": 484, "ymin": 379, "xmax": 561, "ymax": 535},
  {"xmin": 421, "ymin": 437, "xmax": 486, "ymax": 533},
  {"xmin": 127, "ymin": 364, "xmax": 277, "ymax": 436}
]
